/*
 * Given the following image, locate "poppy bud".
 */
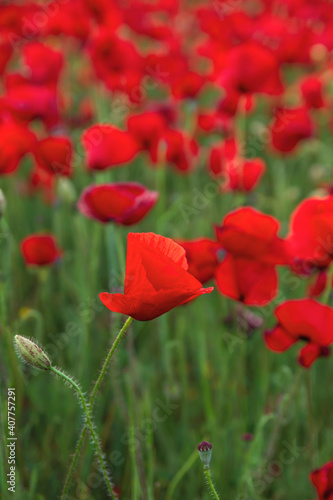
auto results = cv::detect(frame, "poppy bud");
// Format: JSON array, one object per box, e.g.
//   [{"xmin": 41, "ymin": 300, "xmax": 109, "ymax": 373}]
[
  {"xmin": 0, "ymin": 189, "xmax": 5, "ymax": 218},
  {"xmin": 14, "ymin": 335, "xmax": 51, "ymax": 370},
  {"xmin": 197, "ymin": 441, "xmax": 212, "ymax": 468},
  {"xmin": 57, "ymin": 178, "xmax": 77, "ymax": 205}
]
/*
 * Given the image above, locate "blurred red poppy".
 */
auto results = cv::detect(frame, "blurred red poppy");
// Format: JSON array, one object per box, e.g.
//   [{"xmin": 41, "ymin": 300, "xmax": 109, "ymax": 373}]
[
  {"xmin": 22, "ymin": 42, "xmax": 64, "ymax": 85},
  {"xmin": 2, "ymin": 84, "xmax": 59, "ymax": 128},
  {"xmin": 264, "ymin": 299, "xmax": 333, "ymax": 367},
  {"xmin": 43, "ymin": 0, "xmax": 91, "ymax": 40},
  {"xmin": 127, "ymin": 111, "xmax": 167, "ymax": 159},
  {"xmin": 82, "ymin": 125, "xmax": 139, "ymax": 170},
  {"xmin": 0, "ymin": 120, "xmax": 36, "ymax": 175},
  {"xmin": 34, "ymin": 137, "xmax": 73, "ymax": 177},
  {"xmin": 170, "ymin": 71, "xmax": 206, "ymax": 100},
  {"xmin": 151, "ymin": 129, "xmax": 199, "ymax": 173},
  {"xmin": 310, "ymin": 460, "xmax": 333, "ymax": 500},
  {"xmin": 215, "ymin": 207, "xmax": 289, "ymax": 265},
  {"xmin": 287, "ymin": 196, "xmax": 333, "ymax": 271},
  {"xmin": 300, "ymin": 75, "xmax": 325, "ymax": 109},
  {"xmin": 217, "ymin": 42, "xmax": 283, "ymax": 96},
  {"xmin": 215, "ymin": 255, "xmax": 278, "ymax": 306},
  {"xmin": 88, "ymin": 30, "xmax": 144, "ymax": 99},
  {"xmin": 176, "ymin": 238, "xmax": 221, "ymax": 284},
  {"xmin": 209, "ymin": 138, "xmax": 265, "ymax": 192},
  {"xmin": 215, "ymin": 207, "xmax": 289, "ymax": 304},
  {"xmin": 78, "ymin": 183, "xmax": 158, "ymax": 225},
  {"xmin": 21, "ymin": 234, "xmax": 63, "ymax": 266},
  {"xmin": 99, "ymin": 232, "xmax": 213, "ymax": 320},
  {"xmin": 271, "ymin": 106, "xmax": 314, "ymax": 153}
]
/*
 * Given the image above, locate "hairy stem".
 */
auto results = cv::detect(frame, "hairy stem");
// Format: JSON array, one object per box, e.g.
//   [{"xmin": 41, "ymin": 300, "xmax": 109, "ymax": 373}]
[
  {"xmin": 203, "ymin": 467, "xmax": 221, "ymax": 500},
  {"xmin": 61, "ymin": 316, "xmax": 134, "ymax": 498},
  {"xmin": 50, "ymin": 366, "xmax": 115, "ymax": 499}
]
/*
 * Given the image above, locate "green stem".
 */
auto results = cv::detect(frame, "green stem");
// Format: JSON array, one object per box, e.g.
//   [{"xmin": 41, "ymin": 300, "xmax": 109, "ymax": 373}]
[
  {"xmin": 61, "ymin": 316, "xmax": 134, "ymax": 498},
  {"xmin": 50, "ymin": 366, "xmax": 115, "ymax": 499},
  {"xmin": 306, "ymin": 370, "xmax": 316, "ymax": 468},
  {"xmin": 203, "ymin": 467, "xmax": 221, "ymax": 500},
  {"xmin": 90, "ymin": 316, "xmax": 133, "ymax": 404},
  {"xmin": 165, "ymin": 449, "xmax": 198, "ymax": 500},
  {"xmin": 126, "ymin": 376, "xmax": 140, "ymax": 500},
  {"xmin": 322, "ymin": 264, "xmax": 333, "ymax": 305}
]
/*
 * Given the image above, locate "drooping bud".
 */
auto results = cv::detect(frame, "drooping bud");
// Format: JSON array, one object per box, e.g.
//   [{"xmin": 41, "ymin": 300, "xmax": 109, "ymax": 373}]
[
  {"xmin": 0, "ymin": 189, "xmax": 6, "ymax": 218},
  {"xmin": 14, "ymin": 335, "xmax": 51, "ymax": 371},
  {"xmin": 197, "ymin": 441, "xmax": 212, "ymax": 468}
]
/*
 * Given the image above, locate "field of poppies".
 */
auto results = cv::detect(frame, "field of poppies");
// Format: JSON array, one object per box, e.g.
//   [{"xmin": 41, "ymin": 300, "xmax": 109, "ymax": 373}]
[{"xmin": 1, "ymin": 0, "xmax": 333, "ymax": 499}]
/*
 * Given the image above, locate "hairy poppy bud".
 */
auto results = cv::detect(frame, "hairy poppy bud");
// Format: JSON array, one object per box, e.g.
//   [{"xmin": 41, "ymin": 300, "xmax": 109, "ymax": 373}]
[
  {"xmin": 197, "ymin": 441, "xmax": 212, "ymax": 468},
  {"xmin": 15, "ymin": 335, "xmax": 51, "ymax": 370}
]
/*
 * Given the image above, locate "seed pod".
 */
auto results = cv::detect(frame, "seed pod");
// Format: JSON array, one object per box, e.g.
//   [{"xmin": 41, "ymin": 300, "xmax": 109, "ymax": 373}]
[
  {"xmin": 197, "ymin": 441, "xmax": 212, "ymax": 468},
  {"xmin": 15, "ymin": 335, "xmax": 51, "ymax": 371}
]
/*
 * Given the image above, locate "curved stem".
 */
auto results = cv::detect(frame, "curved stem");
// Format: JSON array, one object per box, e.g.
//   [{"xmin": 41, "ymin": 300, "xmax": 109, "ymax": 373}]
[
  {"xmin": 165, "ymin": 449, "xmax": 198, "ymax": 500},
  {"xmin": 50, "ymin": 366, "xmax": 115, "ymax": 499},
  {"xmin": 61, "ymin": 316, "xmax": 134, "ymax": 498},
  {"xmin": 90, "ymin": 316, "xmax": 133, "ymax": 404},
  {"xmin": 203, "ymin": 467, "xmax": 221, "ymax": 500}
]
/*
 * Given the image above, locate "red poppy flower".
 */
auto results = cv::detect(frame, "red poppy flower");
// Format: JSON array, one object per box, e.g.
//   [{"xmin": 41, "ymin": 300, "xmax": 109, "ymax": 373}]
[
  {"xmin": 0, "ymin": 4, "xmax": 41, "ymax": 38},
  {"xmin": 197, "ymin": 110, "xmax": 232, "ymax": 135},
  {"xmin": 287, "ymin": 196, "xmax": 333, "ymax": 271},
  {"xmin": 99, "ymin": 232, "xmax": 214, "ymax": 321},
  {"xmin": 82, "ymin": 125, "xmax": 139, "ymax": 170},
  {"xmin": 255, "ymin": 15, "xmax": 313, "ymax": 65},
  {"xmin": 218, "ymin": 90, "xmax": 254, "ymax": 117},
  {"xmin": 43, "ymin": 0, "xmax": 91, "ymax": 40},
  {"xmin": 215, "ymin": 207, "xmax": 289, "ymax": 265},
  {"xmin": 88, "ymin": 30, "xmax": 144, "ymax": 100},
  {"xmin": 215, "ymin": 255, "xmax": 278, "ymax": 306},
  {"xmin": 127, "ymin": 111, "xmax": 167, "ymax": 158},
  {"xmin": 34, "ymin": 137, "xmax": 73, "ymax": 177},
  {"xmin": 311, "ymin": 460, "xmax": 333, "ymax": 500},
  {"xmin": 170, "ymin": 71, "xmax": 206, "ymax": 100},
  {"xmin": 176, "ymin": 238, "xmax": 221, "ymax": 284},
  {"xmin": 0, "ymin": 120, "xmax": 36, "ymax": 175},
  {"xmin": 3, "ymin": 84, "xmax": 59, "ymax": 128},
  {"xmin": 77, "ymin": 183, "xmax": 158, "ymax": 225},
  {"xmin": 209, "ymin": 138, "xmax": 265, "ymax": 192},
  {"xmin": 300, "ymin": 75, "xmax": 325, "ymax": 109},
  {"xmin": 214, "ymin": 208, "xmax": 289, "ymax": 305},
  {"xmin": 82, "ymin": 0, "xmax": 122, "ymax": 30},
  {"xmin": 151, "ymin": 129, "xmax": 199, "ymax": 173},
  {"xmin": 22, "ymin": 42, "xmax": 64, "ymax": 85},
  {"xmin": 264, "ymin": 299, "xmax": 333, "ymax": 367},
  {"xmin": 271, "ymin": 106, "xmax": 314, "ymax": 153},
  {"xmin": 216, "ymin": 42, "xmax": 283, "ymax": 96},
  {"xmin": 21, "ymin": 234, "xmax": 63, "ymax": 266}
]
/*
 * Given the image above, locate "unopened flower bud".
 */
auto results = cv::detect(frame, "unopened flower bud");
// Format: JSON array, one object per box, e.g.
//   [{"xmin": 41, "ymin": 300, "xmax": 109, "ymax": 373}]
[
  {"xmin": 57, "ymin": 178, "xmax": 77, "ymax": 205},
  {"xmin": 0, "ymin": 189, "xmax": 6, "ymax": 218},
  {"xmin": 197, "ymin": 441, "xmax": 212, "ymax": 468},
  {"xmin": 15, "ymin": 335, "xmax": 51, "ymax": 370}
]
